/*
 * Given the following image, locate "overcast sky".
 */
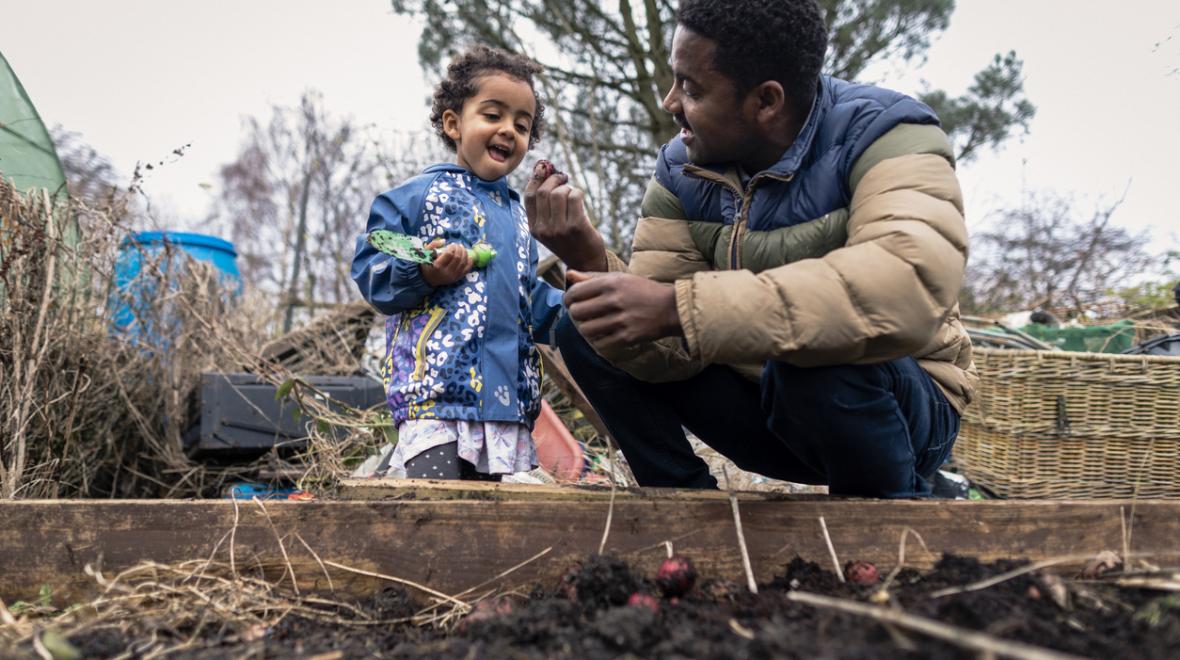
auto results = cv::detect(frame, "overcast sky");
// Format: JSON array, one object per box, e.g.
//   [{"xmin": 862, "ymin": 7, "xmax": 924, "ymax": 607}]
[{"xmin": 3, "ymin": 0, "xmax": 1179, "ymax": 252}]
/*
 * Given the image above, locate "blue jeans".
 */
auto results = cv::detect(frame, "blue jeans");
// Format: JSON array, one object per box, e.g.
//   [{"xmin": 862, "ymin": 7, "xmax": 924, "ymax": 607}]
[{"xmin": 553, "ymin": 317, "xmax": 959, "ymax": 498}]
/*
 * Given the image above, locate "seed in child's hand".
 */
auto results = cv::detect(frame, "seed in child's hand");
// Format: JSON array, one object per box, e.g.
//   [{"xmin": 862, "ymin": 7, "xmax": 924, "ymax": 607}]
[{"xmin": 533, "ymin": 159, "xmax": 558, "ymax": 181}]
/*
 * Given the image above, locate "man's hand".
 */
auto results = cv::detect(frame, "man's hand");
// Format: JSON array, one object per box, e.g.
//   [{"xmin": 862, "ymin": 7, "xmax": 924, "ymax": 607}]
[
  {"xmin": 420, "ymin": 241, "xmax": 472, "ymax": 287},
  {"xmin": 564, "ymin": 271, "xmax": 683, "ymax": 351},
  {"xmin": 524, "ymin": 160, "xmax": 608, "ymax": 272}
]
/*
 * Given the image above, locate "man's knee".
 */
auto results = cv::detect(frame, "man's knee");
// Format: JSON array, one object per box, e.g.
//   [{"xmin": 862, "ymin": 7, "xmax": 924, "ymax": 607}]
[
  {"xmin": 759, "ymin": 361, "xmax": 902, "ymax": 465},
  {"xmin": 762, "ymin": 361, "xmax": 883, "ymax": 416}
]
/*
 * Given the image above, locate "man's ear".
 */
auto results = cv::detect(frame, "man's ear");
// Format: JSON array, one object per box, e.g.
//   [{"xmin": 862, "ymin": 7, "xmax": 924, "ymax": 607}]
[
  {"xmin": 442, "ymin": 109, "xmax": 462, "ymax": 143},
  {"xmin": 751, "ymin": 81, "xmax": 787, "ymax": 124}
]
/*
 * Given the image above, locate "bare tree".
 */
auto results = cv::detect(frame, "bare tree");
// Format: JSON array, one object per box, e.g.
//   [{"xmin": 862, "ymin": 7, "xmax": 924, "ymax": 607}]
[
  {"xmin": 962, "ymin": 191, "xmax": 1154, "ymax": 317},
  {"xmin": 390, "ymin": 0, "xmax": 1035, "ymax": 252},
  {"xmin": 207, "ymin": 91, "xmax": 440, "ymax": 328},
  {"xmin": 50, "ymin": 126, "xmax": 125, "ymax": 207}
]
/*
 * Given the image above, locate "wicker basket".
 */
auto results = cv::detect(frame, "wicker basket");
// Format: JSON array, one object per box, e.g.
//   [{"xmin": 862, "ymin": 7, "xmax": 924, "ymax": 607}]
[{"xmin": 953, "ymin": 347, "xmax": 1180, "ymax": 499}]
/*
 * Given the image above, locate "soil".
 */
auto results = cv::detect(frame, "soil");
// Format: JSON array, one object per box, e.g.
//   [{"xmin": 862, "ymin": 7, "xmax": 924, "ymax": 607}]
[{"xmin": 68, "ymin": 553, "xmax": 1180, "ymax": 659}]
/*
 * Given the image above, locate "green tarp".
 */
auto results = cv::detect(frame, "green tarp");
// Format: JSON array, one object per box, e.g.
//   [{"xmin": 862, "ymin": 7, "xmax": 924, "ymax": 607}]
[
  {"xmin": 1, "ymin": 51, "xmax": 81, "ymax": 307},
  {"xmin": 0, "ymin": 51, "xmax": 66, "ymax": 198},
  {"xmin": 1019, "ymin": 319, "xmax": 1137, "ymax": 354}
]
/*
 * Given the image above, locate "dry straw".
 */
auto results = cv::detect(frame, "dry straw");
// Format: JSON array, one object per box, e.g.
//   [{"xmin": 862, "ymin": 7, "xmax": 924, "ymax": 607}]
[
  {"xmin": 1, "ymin": 177, "xmax": 626, "ymax": 499},
  {"xmin": 0, "ymin": 179, "xmax": 388, "ymax": 499}
]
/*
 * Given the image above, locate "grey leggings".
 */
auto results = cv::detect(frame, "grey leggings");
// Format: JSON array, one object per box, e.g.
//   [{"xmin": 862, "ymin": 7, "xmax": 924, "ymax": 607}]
[{"xmin": 404, "ymin": 442, "xmax": 501, "ymax": 482}]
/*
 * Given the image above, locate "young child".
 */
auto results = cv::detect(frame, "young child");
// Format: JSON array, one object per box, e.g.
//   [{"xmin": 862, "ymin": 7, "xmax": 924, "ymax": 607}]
[{"xmin": 352, "ymin": 45, "xmax": 565, "ymax": 481}]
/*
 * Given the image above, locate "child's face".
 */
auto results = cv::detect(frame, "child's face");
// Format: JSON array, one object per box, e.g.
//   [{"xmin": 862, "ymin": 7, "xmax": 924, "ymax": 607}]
[{"xmin": 443, "ymin": 73, "xmax": 536, "ymax": 181}]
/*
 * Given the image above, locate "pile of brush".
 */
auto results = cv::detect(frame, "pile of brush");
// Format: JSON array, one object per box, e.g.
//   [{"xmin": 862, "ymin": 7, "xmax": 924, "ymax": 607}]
[{"xmin": 0, "ymin": 180, "xmax": 386, "ymax": 499}]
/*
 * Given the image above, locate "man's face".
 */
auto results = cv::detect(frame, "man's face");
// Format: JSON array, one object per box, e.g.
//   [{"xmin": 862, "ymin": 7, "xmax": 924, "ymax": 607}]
[{"xmin": 663, "ymin": 26, "xmax": 758, "ymax": 167}]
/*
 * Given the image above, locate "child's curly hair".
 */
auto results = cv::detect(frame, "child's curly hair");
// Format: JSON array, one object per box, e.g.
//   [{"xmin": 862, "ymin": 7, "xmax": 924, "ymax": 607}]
[{"xmin": 430, "ymin": 45, "xmax": 546, "ymax": 152}]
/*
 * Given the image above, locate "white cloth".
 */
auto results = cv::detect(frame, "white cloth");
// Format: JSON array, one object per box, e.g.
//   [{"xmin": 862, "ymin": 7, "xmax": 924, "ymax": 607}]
[{"xmin": 391, "ymin": 419, "xmax": 536, "ymax": 476}]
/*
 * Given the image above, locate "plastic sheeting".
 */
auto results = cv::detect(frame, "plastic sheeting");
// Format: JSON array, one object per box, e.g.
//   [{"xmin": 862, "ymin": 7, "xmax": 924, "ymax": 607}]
[{"xmin": 0, "ymin": 50, "xmax": 66, "ymax": 197}]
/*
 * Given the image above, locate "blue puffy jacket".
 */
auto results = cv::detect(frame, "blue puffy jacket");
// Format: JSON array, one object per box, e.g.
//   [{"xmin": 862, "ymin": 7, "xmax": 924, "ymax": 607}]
[
  {"xmin": 351, "ymin": 164, "xmax": 564, "ymax": 428},
  {"xmin": 598, "ymin": 76, "xmax": 976, "ymax": 411}
]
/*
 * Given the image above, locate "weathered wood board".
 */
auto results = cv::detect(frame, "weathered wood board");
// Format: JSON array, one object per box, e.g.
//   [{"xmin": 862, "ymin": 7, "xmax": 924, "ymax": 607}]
[{"xmin": 2, "ymin": 484, "xmax": 1177, "ymax": 605}]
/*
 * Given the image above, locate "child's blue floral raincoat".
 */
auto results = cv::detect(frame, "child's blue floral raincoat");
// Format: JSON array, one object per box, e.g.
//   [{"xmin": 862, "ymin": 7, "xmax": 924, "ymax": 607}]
[{"xmin": 351, "ymin": 164, "xmax": 564, "ymax": 428}]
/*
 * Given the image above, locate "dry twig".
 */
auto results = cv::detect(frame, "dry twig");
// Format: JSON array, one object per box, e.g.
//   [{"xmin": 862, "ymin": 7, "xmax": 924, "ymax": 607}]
[
  {"xmin": 788, "ymin": 591, "xmax": 1084, "ymax": 660},
  {"xmin": 321, "ymin": 560, "xmax": 468, "ymax": 610},
  {"xmin": 597, "ymin": 474, "xmax": 617, "ymax": 555},
  {"xmin": 723, "ymin": 466, "xmax": 758, "ymax": 594},
  {"xmin": 929, "ymin": 554, "xmax": 1097, "ymax": 599},
  {"xmin": 818, "ymin": 515, "xmax": 845, "ymax": 584},
  {"xmin": 878, "ymin": 527, "xmax": 931, "ymax": 596},
  {"xmin": 252, "ymin": 497, "xmax": 300, "ymax": 596},
  {"xmin": 294, "ymin": 532, "xmax": 335, "ymax": 592}
]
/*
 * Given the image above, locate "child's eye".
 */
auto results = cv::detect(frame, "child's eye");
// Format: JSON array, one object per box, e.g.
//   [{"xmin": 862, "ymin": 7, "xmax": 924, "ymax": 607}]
[
  {"xmin": 483, "ymin": 112, "xmax": 500, "ymax": 121},
  {"xmin": 515, "ymin": 123, "xmax": 529, "ymax": 133}
]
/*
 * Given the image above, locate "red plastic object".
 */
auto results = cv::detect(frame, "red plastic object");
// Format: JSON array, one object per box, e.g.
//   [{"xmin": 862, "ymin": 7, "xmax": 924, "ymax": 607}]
[{"xmin": 533, "ymin": 399, "xmax": 584, "ymax": 481}]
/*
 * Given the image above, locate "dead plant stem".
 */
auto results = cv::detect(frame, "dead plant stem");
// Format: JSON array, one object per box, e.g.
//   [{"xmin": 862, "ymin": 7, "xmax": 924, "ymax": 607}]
[
  {"xmin": 322, "ymin": 560, "xmax": 468, "ymax": 610},
  {"xmin": 294, "ymin": 532, "xmax": 335, "ymax": 592},
  {"xmin": 819, "ymin": 515, "xmax": 845, "ymax": 583},
  {"xmin": 929, "ymin": 554, "xmax": 1096, "ymax": 599},
  {"xmin": 252, "ymin": 498, "xmax": 300, "ymax": 596},
  {"xmin": 598, "ymin": 471, "xmax": 616, "ymax": 555},
  {"xmin": 723, "ymin": 466, "xmax": 758, "ymax": 593},
  {"xmin": 1121, "ymin": 506, "xmax": 1131, "ymax": 575},
  {"xmin": 880, "ymin": 527, "xmax": 930, "ymax": 594},
  {"xmin": 788, "ymin": 590, "xmax": 1083, "ymax": 660},
  {"xmin": 229, "ymin": 497, "xmax": 240, "ymax": 579}
]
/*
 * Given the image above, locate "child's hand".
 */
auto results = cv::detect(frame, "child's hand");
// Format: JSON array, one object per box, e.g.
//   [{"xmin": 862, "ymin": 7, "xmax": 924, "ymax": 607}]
[{"xmin": 420, "ymin": 242, "xmax": 473, "ymax": 287}]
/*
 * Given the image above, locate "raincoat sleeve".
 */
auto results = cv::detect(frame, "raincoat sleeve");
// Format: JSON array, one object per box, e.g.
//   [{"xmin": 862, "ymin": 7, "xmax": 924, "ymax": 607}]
[
  {"xmin": 351, "ymin": 187, "xmax": 436, "ymax": 315},
  {"xmin": 528, "ymin": 240, "xmax": 566, "ymax": 345}
]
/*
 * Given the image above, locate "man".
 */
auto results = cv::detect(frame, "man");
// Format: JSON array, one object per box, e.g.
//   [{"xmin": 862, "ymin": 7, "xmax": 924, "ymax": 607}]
[{"xmin": 525, "ymin": 0, "xmax": 975, "ymax": 497}]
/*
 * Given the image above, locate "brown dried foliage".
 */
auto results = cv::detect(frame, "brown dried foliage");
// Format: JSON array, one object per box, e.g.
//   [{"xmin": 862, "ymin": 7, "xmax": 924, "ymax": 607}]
[{"xmin": 0, "ymin": 180, "xmax": 387, "ymax": 499}]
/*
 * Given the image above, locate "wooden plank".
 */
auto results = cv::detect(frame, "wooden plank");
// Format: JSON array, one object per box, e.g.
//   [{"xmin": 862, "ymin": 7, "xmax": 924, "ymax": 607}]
[
  {"xmin": 3, "ymin": 498, "xmax": 1178, "ymax": 605},
  {"xmin": 336, "ymin": 478, "xmax": 804, "ymax": 502}
]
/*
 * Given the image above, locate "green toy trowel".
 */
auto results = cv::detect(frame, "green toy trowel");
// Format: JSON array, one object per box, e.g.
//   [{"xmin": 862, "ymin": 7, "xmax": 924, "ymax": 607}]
[{"xmin": 367, "ymin": 229, "xmax": 496, "ymax": 268}]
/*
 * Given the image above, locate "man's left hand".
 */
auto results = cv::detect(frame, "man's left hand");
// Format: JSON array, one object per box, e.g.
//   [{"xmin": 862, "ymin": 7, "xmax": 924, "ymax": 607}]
[{"xmin": 564, "ymin": 271, "xmax": 683, "ymax": 351}]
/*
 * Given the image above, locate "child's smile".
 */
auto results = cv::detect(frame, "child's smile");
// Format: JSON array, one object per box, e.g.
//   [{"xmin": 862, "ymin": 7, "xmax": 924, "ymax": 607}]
[
  {"xmin": 488, "ymin": 143, "xmax": 512, "ymax": 162},
  {"xmin": 443, "ymin": 73, "xmax": 536, "ymax": 181}
]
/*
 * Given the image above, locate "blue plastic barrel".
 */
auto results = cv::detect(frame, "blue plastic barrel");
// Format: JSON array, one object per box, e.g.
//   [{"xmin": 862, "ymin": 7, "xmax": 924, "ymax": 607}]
[{"xmin": 111, "ymin": 231, "xmax": 243, "ymax": 341}]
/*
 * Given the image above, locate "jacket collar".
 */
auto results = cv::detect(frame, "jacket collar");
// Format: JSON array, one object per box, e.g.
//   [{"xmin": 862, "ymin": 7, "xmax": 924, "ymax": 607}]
[
  {"xmin": 763, "ymin": 76, "xmax": 828, "ymax": 178},
  {"xmin": 423, "ymin": 162, "xmax": 519, "ymax": 201}
]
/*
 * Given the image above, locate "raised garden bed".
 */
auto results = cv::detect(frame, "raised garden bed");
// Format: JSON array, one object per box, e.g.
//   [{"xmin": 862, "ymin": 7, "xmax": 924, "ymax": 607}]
[{"xmin": 2, "ymin": 483, "xmax": 1179, "ymax": 657}]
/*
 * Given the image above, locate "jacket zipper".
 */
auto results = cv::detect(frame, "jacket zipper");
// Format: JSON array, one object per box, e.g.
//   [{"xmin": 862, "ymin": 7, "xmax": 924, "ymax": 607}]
[
  {"xmin": 685, "ymin": 166, "xmax": 795, "ymax": 270},
  {"xmin": 729, "ymin": 209, "xmax": 744, "ymax": 269},
  {"xmin": 412, "ymin": 305, "xmax": 447, "ymax": 381}
]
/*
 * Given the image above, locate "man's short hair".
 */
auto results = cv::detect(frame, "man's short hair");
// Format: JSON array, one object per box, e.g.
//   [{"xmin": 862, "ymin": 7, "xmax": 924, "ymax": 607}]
[{"xmin": 677, "ymin": 0, "xmax": 827, "ymax": 117}]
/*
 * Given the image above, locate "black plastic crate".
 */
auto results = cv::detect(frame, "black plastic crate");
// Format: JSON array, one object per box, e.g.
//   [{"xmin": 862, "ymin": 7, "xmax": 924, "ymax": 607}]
[
  {"xmin": 1123, "ymin": 333, "xmax": 1180, "ymax": 357},
  {"xmin": 187, "ymin": 373, "xmax": 385, "ymax": 456}
]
